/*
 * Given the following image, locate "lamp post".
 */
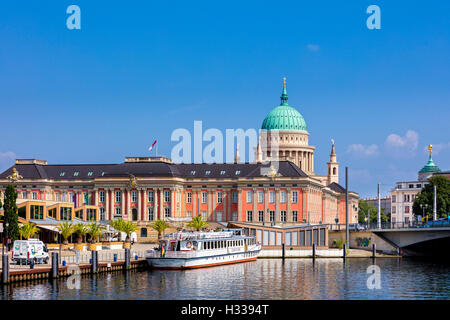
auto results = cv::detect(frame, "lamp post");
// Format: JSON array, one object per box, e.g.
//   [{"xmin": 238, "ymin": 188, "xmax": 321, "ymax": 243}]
[
  {"xmin": 420, "ymin": 204, "xmax": 428, "ymax": 225},
  {"xmin": 4, "ymin": 222, "xmax": 8, "ymax": 253}
]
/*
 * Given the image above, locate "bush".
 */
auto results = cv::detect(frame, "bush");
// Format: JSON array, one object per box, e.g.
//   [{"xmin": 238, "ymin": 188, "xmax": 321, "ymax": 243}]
[{"xmin": 332, "ymin": 238, "xmax": 345, "ymax": 249}]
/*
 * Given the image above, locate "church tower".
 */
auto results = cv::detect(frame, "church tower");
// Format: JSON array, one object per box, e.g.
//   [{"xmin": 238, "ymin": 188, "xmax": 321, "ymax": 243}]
[{"xmin": 327, "ymin": 139, "xmax": 339, "ymax": 184}]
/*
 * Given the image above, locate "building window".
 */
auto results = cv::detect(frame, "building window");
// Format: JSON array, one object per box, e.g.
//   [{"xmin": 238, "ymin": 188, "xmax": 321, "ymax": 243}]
[
  {"xmin": 30, "ymin": 205, "xmax": 44, "ymax": 219},
  {"xmin": 87, "ymin": 208, "xmax": 97, "ymax": 221},
  {"xmin": 280, "ymin": 191, "xmax": 286, "ymax": 203},
  {"xmin": 246, "ymin": 211, "xmax": 253, "ymax": 222},
  {"xmin": 202, "ymin": 192, "xmax": 208, "ymax": 204},
  {"xmin": 232, "ymin": 192, "xmax": 238, "ymax": 203},
  {"xmin": 258, "ymin": 191, "xmax": 264, "ymax": 203},
  {"xmin": 201, "ymin": 211, "xmax": 207, "ymax": 220},
  {"xmin": 235, "ymin": 170, "xmax": 240, "ymax": 175},
  {"xmin": 87, "ymin": 172, "xmax": 93, "ymax": 176},
  {"xmin": 281, "ymin": 211, "xmax": 286, "ymax": 222},
  {"xmin": 115, "ymin": 191, "xmax": 121, "ymax": 203},
  {"xmin": 83, "ymin": 192, "xmax": 88, "ymax": 204},
  {"xmin": 217, "ymin": 192, "xmax": 223, "ymax": 203},
  {"xmin": 205, "ymin": 170, "xmax": 211, "ymax": 175},
  {"xmin": 132, "ymin": 191, "xmax": 137, "ymax": 203},
  {"xmin": 292, "ymin": 211, "xmax": 298, "ymax": 222},
  {"xmin": 74, "ymin": 172, "xmax": 79, "ymax": 177},
  {"xmin": 246, "ymin": 191, "xmax": 253, "ymax": 203},
  {"xmin": 99, "ymin": 191, "xmax": 105, "ymax": 203},
  {"xmin": 100, "ymin": 207, "xmax": 105, "ymax": 221},
  {"xmin": 60, "ymin": 172, "xmax": 65, "ymax": 177},
  {"xmin": 60, "ymin": 207, "xmax": 72, "ymax": 220},
  {"xmin": 232, "ymin": 211, "xmax": 237, "ymax": 221},
  {"xmin": 220, "ymin": 171, "xmax": 226, "ymax": 175},
  {"xmin": 55, "ymin": 193, "xmax": 60, "ymax": 201},
  {"xmin": 409, "ymin": 184, "xmax": 414, "ymax": 188},
  {"xmin": 114, "ymin": 207, "xmax": 122, "ymax": 217},
  {"xmin": 392, "ymin": 195, "xmax": 396, "ymax": 203},
  {"xmin": 140, "ymin": 228, "xmax": 148, "ymax": 238},
  {"xmin": 32, "ymin": 192, "xmax": 37, "ymax": 200},
  {"xmin": 22, "ymin": 191, "xmax": 27, "ymax": 199},
  {"xmin": 186, "ymin": 211, "xmax": 192, "ymax": 217},
  {"xmin": 148, "ymin": 191, "xmax": 154, "ymax": 203},
  {"xmin": 269, "ymin": 211, "xmax": 275, "ymax": 222},
  {"xmin": 187, "ymin": 192, "xmax": 192, "ymax": 203},
  {"xmin": 258, "ymin": 210, "xmax": 264, "ymax": 222},
  {"xmin": 164, "ymin": 190, "xmax": 171, "ymax": 203},
  {"xmin": 405, "ymin": 206, "xmax": 410, "ymax": 213},
  {"xmin": 416, "ymin": 184, "xmax": 422, "ymax": 188},
  {"xmin": 148, "ymin": 207, "xmax": 154, "ymax": 221},
  {"xmin": 292, "ymin": 191, "xmax": 298, "ymax": 203},
  {"xmin": 392, "ymin": 206, "xmax": 396, "ymax": 214},
  {"xmin": 165, "ymin": 207, "xmax": 170, "ymax": 218},
  {"xmin": 269, "ymin": 191, "xmax": 275, "ymax": 203}
]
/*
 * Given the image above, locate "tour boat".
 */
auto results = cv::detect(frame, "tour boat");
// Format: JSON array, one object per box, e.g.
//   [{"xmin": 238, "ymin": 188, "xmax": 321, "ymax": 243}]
[{"xmin": 146, "ymin": 228, "xmax": 261, "ymax": 269}]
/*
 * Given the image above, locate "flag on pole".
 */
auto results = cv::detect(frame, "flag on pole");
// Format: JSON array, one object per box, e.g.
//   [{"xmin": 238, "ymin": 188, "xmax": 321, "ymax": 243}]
[{"xmin": 149, "ymin": 140, "xmax": 157, "ymax": 151}]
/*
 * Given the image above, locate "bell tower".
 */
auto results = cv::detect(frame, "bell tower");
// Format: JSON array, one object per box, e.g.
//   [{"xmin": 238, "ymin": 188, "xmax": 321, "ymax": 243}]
[{"xmin": 327, "ymin": 139, "xmax": 339, "ymax": 184}]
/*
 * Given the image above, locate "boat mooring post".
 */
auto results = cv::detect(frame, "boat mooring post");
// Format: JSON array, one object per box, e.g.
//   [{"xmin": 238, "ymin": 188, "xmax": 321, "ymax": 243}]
[
  {"xmin": 91, "ymin": 250, "xmax": 98, "ymax": 273},
  {"xmin": 343, "ymin": 244, "xmax": 346, "ymax": 260},
  {"xmin": 372, "ymin": 243, "xmax": 376, "ymax": 258},
  {"xmin": 1, "ymin": 254, "xmax": 9, "ymax": 284},
  {"xmin": 124, "ymin": 248, "xmax": 130, "ymax": 270},
  {"xmin": 281, "ymin": 243, "xmax": 285, "ymax": 259},
  {"xmin": 312, "ymin": 243, "xmax": 316, "ymax": 259},
  {"xmin": 51, "ymin": 252, "xmax": 59, "ymax": 279}
]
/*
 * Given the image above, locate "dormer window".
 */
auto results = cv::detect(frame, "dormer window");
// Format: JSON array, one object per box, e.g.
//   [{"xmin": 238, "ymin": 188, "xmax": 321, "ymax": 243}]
[
  {"xmin": 220, "ymin": 171, "xmax": 226, "ymax": 175},
  {"xmin": 101, "ymin": 172, "xmax": 105, "ymax": 176},
  {"xmin": 60, "ymin": 172, "xmax": 65, "ymax": 177},
  {"xmin": 235, "ymin": 170, "xmax": 241, "ymax": 175},
  {"xmin": 205, "ymin": 171, "xmax": 211, "ymax": 175},
  {"xmin": 87, "ymin": 172, "xmax": 93, "ymax": 176},
  {"xmin": 73, "ymin": 172, "xmax": 79, "ymax": 177},
  {"xmin": 191, "ymin": 171, "xmax": 196, "ymax": 175}
]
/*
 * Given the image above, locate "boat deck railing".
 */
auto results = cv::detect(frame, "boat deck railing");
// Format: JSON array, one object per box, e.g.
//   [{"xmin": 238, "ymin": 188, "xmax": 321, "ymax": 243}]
[{"xmin": 146, "ymin": 249, "xmax": 204, "ymax": 259}]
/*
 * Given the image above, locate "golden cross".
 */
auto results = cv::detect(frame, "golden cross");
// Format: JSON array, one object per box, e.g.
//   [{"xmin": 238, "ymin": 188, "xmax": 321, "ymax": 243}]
[{"xmin": 283, "ymin": 77, "xmax": 286, "ymax": 88}]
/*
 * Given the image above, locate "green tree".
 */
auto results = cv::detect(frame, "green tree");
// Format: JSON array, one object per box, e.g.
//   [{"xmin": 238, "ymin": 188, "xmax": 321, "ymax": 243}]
[
  {"xmin": 413, "ymin": 176, "xmax": 450, "ymax": 220},
  {"xmin": 56, "ymin": 222, "xmax": 76, "ymax": 245},
  {"xmin": 109, "ymin": 218, "xmax": 125, "ymax": 241},
  {"xmin": 74, "ymin": 223, "xmax": 89, "ymax": 244},
  {"xmin": 19, "ymin": 222, "xmax": 39, "ymax": 240},
  {"xmin": 4, "ymin": 185, "xmax": 20, "ymax": 246},
  {"xmin": 121, "ymin": 221, "xmax": 139, "ymax": 242},
  {"xmin": 87, "ymin": 222, "xmax": 105, "ymax": 244},
  {"xmin": 358, "ymin": 199, "xmax": 389, "ymax": 224},
  {"xmin": 150, "ymin": 220, "xmax": 170, "ymax": 240},
  {"xmin": 187, "ymin": 216, "xmax": 209, "ymax": 231}
]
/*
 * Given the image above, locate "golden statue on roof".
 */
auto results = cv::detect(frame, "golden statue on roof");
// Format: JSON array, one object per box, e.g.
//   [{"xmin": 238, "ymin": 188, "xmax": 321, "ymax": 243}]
[
  {"xmin": 428, "ymin": 144, "xmax": 433, "ymax": 156},
  {"xmin": 7, "ymin": 167, "xmax": 23, "ymax": 183}
]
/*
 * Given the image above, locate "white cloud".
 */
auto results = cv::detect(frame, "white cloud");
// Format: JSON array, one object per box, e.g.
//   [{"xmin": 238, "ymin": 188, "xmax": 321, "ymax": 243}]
[
  {"xmin": 306, "ymin": 44, "xmax": 320, "ymax": 52},
  {"xmin": 0, "ymin": 151, "xmax": 16, "ymax": 172},
  {"xmin": 347, "ymin": 144, "xmax": 379, "ymax": 157},
  {"xmin": 384, "ymin": 130, "xmax": 419, "ymax": 157},
  {"xmin": 423, "ymin": 142, "xmax": 450, "ymax": 155}
]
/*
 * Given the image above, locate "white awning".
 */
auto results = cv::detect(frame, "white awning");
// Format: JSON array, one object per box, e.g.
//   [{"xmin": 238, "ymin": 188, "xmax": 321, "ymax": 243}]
[{"xmin": 37, "ymin": 225, "xmax": 59, "ymax": 232}]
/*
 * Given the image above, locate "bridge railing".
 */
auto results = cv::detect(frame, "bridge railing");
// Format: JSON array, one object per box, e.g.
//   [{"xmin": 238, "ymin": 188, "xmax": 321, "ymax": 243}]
[{"xmin": 368, "ymin": 220, "xmax": 450, "ymax": 230}]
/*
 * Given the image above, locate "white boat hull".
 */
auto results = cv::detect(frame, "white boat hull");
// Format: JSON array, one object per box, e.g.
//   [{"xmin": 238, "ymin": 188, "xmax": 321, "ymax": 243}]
[{"xmin": 147, "ymin": 246, "xmax": 261, "ymax": 269}]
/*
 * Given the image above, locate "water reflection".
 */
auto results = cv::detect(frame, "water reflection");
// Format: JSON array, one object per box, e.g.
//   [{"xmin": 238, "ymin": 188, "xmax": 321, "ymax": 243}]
[{"xmin": 1, "ymin": 258, "xmax": 449, "ymax": 300}]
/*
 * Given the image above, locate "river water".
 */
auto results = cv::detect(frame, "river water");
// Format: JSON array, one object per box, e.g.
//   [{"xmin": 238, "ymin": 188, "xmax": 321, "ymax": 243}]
[{"xmin": 1, "ymin": 258, "xmax": 449, "ymax": 300}]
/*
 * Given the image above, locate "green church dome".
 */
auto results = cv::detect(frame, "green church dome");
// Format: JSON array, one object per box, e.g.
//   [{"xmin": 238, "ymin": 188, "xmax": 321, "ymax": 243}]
[
  {"xmin": 419, "ymin": 155, "xmax": 441, "ymax": 174},
  {"xmin": 261, "ymin": 79, "xmax": 308, "ymax": 132}
]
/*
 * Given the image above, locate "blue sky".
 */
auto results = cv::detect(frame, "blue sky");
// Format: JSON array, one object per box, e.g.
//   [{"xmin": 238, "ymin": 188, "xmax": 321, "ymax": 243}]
[{"xmin": 0, "ymin": 0, "xmax": 449, "ymax": 198}]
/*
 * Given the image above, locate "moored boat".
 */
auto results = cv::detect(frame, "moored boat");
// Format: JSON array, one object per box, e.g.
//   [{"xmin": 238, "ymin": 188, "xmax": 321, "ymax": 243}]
[{"xmin": 146, "ymin": 228, "xmax": 261, "ymax": 269}]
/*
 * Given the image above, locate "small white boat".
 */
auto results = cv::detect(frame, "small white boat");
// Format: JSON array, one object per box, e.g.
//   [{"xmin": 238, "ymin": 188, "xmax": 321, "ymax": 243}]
[{"xmin": 146, "ymin": 228, "xmax": 261, "ymax": 269}]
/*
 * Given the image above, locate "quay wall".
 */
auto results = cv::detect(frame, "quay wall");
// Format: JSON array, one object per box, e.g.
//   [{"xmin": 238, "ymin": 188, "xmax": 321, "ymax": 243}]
[
  {"xmin": 328, "ymin": 231, "xmax": 398, "ymax": 254},
  {"xmin": 1, "ymin": 259, "xmax": 148, "ymax": 284},
  {"xmin": 260, "ymin": 248, "xmax": 343, "ymax": 258}
]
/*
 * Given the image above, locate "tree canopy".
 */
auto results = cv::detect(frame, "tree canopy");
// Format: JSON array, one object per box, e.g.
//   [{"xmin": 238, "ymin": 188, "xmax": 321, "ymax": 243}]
[
  {"xmin": 413, "ymin": 176, "xmax": 450, "ymax": 220},
  {"xmin": 358, "ymin": 198, "xmax": 389, "ymax": 224},
  {"xmin": 3, "ymin": 185, "xmax": 20, "ymax": 244}
]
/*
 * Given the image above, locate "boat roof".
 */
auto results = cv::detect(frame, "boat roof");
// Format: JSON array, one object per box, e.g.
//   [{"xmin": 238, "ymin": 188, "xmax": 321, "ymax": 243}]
[{"xmin": 164, "ymin": 228, "xmax": 252, "ymax": 241}]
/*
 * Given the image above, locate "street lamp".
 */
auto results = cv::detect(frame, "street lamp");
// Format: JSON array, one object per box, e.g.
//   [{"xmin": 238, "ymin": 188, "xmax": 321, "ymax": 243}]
[{"xmin": 420, "ymin": 204, "xmax": 428, "ymax": 224}]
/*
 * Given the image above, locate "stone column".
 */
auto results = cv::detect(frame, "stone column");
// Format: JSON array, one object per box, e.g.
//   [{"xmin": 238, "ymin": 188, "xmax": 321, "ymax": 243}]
[
  {"xmin": 287, "ymin": 187, "xmax": 291, "ymax": 222},
  {"xmin": 275, "ymin": 188, "xmax": 280, "ymax": 222},
  {"xmin": 252, "ymin": 188, "xmax": 257, "ymax": 222},
  {"xmin": 237, "ymin": 188, "xmax": 242, "ymax": 222},
  {"xmin": 143, "ymin": 188, "xmax": 148, "ymax": 221},
  {"xmin": 94, "ymin": 189, "xmax": 98, "ymax": 206},
  {"xmin": 105, "ymin": 189, "xmax": 110, "ymax": 220},
  {"xmin": 170, "ymin": 188, "xmax": 174, "ymax": 218},
  {"xmin": 193, "ymin": 189, "xmax": 197, "ymax": 217},
  {"xmin": 207, "ymin": 189, "xmax": 212, "ymax": 221},
  {"xmin": 137, "ymin": 188, "xmax": 142, "ymax": 221},
  {"xmin": 227, "ymin": 189, "xmax": 231, "ymax": 221},
  {"xmin": 264, "ymin": 188, "xmax": 269, "ymax": 223},
  {"xmin": 159, "ymin": 188, "xmax": 164, "ymax": 220},
  {"xmin": 127, "ymin": 190, "xmax": 131, "ymax": 221},
  {"xmin": 120, "ymin": 189, "xmax": 125, "ymax": 219}
]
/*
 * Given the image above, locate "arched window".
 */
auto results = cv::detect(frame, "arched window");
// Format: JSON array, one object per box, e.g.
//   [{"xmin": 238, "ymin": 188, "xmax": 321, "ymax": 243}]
[
  {"xmin": 140, "ymin": 228, "xmax": 147, "ymax": 237},
  {"xmin": 333, "ymin": 168, "xmax": 336, "ymax": 175}
]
